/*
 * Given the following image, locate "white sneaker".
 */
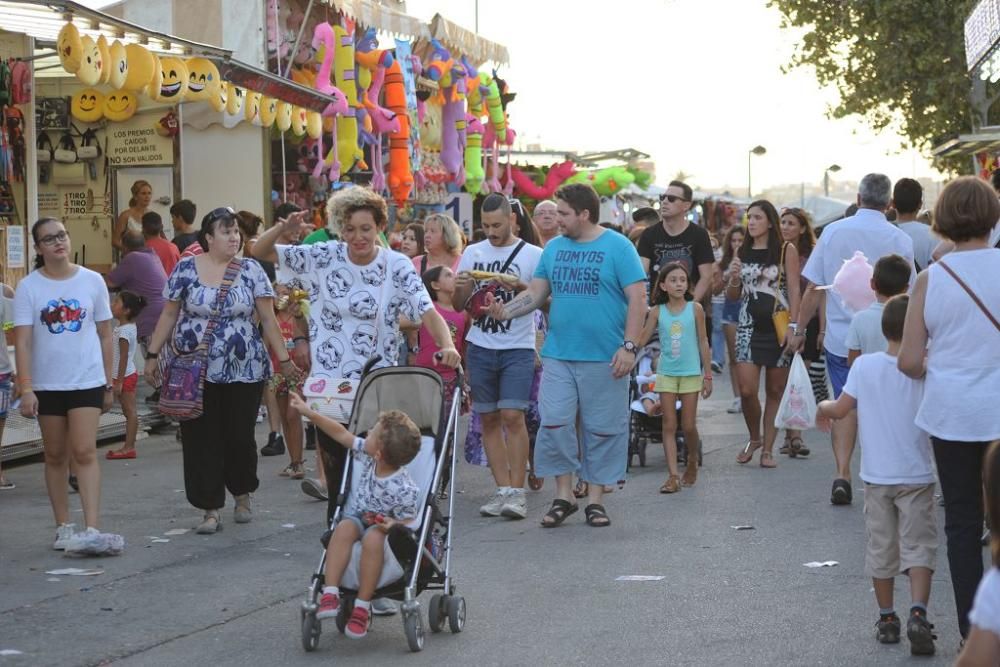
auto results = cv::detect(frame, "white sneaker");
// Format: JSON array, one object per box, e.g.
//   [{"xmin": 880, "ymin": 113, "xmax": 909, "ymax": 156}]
[
  {"xmin": 53, "ymin": 523, "xmax": 77, "ymax": 550},
  {"xmin": 370, "ymin": 597, "xmax": 399, "ymax": 616},
  {"xmin": 479, "ymin": 489, "xmax": 508, "ymax": 517},
  {"xmin": 727, "ymin": 398, "xmax": 742, "ymax": 414},
  {"xmin": 500, "ymin": 488, "xmax": 527, "ymax": 519}
]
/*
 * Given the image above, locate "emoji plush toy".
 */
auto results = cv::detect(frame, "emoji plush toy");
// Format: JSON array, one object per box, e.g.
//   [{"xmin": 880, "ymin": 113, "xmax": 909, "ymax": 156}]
[
  {"xmin": 71, "ymin": 88, "xmax": 104, "ymax": 123},
  {"xmin": 209, "ymin": 80, "xmax": 228, "ymax": 112},
  {"xmin": 108, "ymin": 40, "xmax": 128, "ymax": 89},
  {"xmin": 290, "ymin": 106, "xmax": 308, "ymax": 136},
  {"xmin": 96, "ymin": 36, "xmax": 111, "ymax": 85},
  {"xmin": 75, "ymin": 36, "xmax": 104, "ymax": 86},
  {"xmin": 225, "ymin": 83, "xmax": 245, "ymax": 115},
  {"xmin": 275, "ymin": 101, "xmax": 293, "ymax": 132},
  {"xmin": 153, "ymin": 57, "xmax": 188, "ymax": 102},
  {"xmin": 123, "ymin": 43, "xmax": 155, "ymax": 92},
  {"xmin": 244, "ymin": 91, "xmax": 262, "ymax": 124},
  {"xmin": 103, "ymin": 91, "xmax": 137, "ymax": 122},
  {"xmin": 259, "ymin": 96, "xmax": 278, "ymax": 127},
  {"xmin": 57, "ymin": 23, "xmax": 83, "ymax": 73},
  {"xmin": 184, "ymin": 57, "xmax": 220, "ymax": 102}
]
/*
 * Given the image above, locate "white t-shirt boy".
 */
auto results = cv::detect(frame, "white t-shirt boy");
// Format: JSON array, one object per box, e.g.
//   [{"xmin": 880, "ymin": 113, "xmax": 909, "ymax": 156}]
[
  {"xmin": 845, "ymin": 301, "xmax": 887, "ymax": 356},
  {"xmin": 842, "ymin": 351, "xmax": 934, "ymax": 485},
  {"xmin": 112, "ymin": 321, "xmax": 138, "ymax": 379},
  {"xmin": 13, "ymin": 268, "xmax": 112, "ymax": 390},
  {"xmin": 458, "ymin": 239, "xmax": 542, "ymax": 350},
  {"xmin": 970, "ymin": 567, "xmax": 1000, "ymax": 636}
]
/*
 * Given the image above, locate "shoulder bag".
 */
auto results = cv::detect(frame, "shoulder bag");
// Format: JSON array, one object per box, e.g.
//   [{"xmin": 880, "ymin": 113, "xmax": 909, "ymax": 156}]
[
  {"xmin": 938, "ymin": 260, "xmax": 1000, "ymax": 333},
  {"xmin": 465, "ymin": 240, "xmax": 526, "ymax": 318},
  {"xmin": 772, "ymin": 242, "xmax": 791, "ymax": 345},
  {"xmin": 158, "ymin": 258, "xmax": 242, "ymax": 421}
]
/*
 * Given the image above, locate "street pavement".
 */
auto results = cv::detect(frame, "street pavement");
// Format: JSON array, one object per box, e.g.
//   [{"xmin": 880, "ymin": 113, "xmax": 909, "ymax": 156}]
[{"xmin": 0, "ymin": 372, "xmax": 977, "ymax": 666}]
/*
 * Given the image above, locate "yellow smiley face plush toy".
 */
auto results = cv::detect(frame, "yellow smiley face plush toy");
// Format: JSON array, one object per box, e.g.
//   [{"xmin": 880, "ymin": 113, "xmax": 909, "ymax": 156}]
[
  {"xmin": 103, "ymin": 91, "xmax": 137, "ymax": 122},
  {"xmin": 290, "ymin": 106, "xmax": 308, "ymax": 136},
  {"xmin": 185, "ymin": 58, "xmax": 220, "ymax": 102},
  {"xmin": 96, "ymin": 36, "xmax": 111, "ymax": 85},
  {"xmin": 71, "ymin": 88, "xmax": 105, "ymax": 123},
  {"xmin": 244, "ymin": 91, "xmax": 262, "ymax": 124},
  {"xmin": 108, "ymin": 40, "xmax": 128, "ymax": 89},
  {"xmin": 75, "ymin": 35, "xmax": 104, "ymax": 86},
  {"xmin": 154, "ymin": 57, "xmax": 189, "ymax": 102},
  {"xmin": 275, "ymin": 101, "xmax": 293, "ymax": 132},
  {"xmin": 123, "ymin": 43, "xmax": 155, "ymax": 93},
  {"xmin": 226, "ymin": 83, "xmax": 245, "ymax": 115},
  {"xmin": 209, "ymin": 79, "xmax": 228, "ymax": 112},
  {"xmin": 305, "ymin": 110, "xmax": 322, "ymax": 139},
  {"xmin": 57, "ymin": 23, "xmax": 83, "ymax": 73},
  {"xmin": 258, "ymin": 96, "xmax": 278, "ymax": 127}
]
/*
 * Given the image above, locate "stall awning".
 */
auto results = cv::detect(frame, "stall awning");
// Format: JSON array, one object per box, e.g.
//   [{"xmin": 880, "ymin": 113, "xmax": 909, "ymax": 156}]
[
  {"xmin": 0, "ymin": 0, "xmax": 230, "ymax": 57},
  {"xmin": 428, "ymin": 13, "xmax": 509, "ymax": 66},
  {"xmin": 932, "ymin": 129, "xmax": 1000, "ymax": 158},
  {"xmin": 325, "ymin": 0, "xmax": 430, "ymax": 40}
]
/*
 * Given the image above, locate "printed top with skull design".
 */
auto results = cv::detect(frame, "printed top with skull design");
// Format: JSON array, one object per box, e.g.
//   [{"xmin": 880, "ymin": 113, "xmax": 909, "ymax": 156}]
[
  {"xmin": 163, "ymin": 257, "xmax": 275, "ymax": 384},
  {"xmin": 275, "ymin": 241, "xmax": 433, "ymax": 379}
]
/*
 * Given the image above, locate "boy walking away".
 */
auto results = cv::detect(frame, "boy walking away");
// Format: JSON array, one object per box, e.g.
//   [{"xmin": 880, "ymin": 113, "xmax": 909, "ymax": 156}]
[
  {"xmin": 289, "ymin": 394, "xmax": 421, "ymax": 640},
  {"xmin": 846, "ymin": 254, "xmax": 909, "ymax": 366},
  {"xmin": 817, "ymin": 295, "xmax": 938, "ymax": 656}
]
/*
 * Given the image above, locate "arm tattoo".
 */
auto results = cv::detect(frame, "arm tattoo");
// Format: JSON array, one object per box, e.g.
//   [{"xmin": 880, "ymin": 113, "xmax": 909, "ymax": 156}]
[{"xmin": 503, "ymin": 291, "xmax": 540, "ymax": 319}]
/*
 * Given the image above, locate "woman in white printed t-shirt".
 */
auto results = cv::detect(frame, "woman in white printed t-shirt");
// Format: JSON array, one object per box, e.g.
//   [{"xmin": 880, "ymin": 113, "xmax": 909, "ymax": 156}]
[
  {"xmin": 899, "ymin": 177, "xmax": 1000, "ymax": 642},
  {"xmin": 252, "ymin": 187, "xmax": 462, "ymax": 509},
  {"xmin": 14, "ymin": 218, "xmax": 115, "ymax": 551}
]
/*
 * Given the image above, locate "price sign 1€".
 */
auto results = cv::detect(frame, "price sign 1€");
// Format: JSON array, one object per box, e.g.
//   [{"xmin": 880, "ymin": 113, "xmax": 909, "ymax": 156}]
[{"xmin": 444, "ymin": 192, "xmax": 473, "ymax": 239}]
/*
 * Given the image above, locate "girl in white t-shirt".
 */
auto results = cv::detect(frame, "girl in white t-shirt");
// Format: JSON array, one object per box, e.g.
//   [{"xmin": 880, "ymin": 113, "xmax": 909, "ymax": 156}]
[
  {"xmin": 106, "ymin": 291, "xmax": 147, "ymax": 460},
  {"xmin": 13, "ymin": 218, "xmax": 115, "ymax": 551},
  {"xmin": 956, "ymin": 440, "xmax": 1000, "ymax": 666}
]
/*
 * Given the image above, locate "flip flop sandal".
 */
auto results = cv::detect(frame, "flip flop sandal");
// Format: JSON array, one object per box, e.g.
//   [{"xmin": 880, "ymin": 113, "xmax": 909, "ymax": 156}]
[
  {"xmin": 106, "ymin": 449, "xmax": 136, "ymax": 460},
  {"xmin": 573, "ymin": 480, "xmax": 588, "ymax": 499},
  {"xmin": 789, "ymin": 437, "xmax": 809, "ymax": 457},
  {"xmin": 660, "ymin": 476, "xmax": 681, "ymax": 494},
  {"xmin": 760, "ymin": 452, "xmax": 777, "ymax": 468},
  {"xmin": 541, "ymin": 499, "xmax": 578, "ymax": 528},
  {"xmin": 736, "ymin": 440, "xmax": 762, "ymax": 465},
  {"xmin": 528, "ymin": 471, "xmax": 543, "ymax": 491},
  {"xmin": 584, "ymin": 503, "xmax": 611, "ymax": 527}
]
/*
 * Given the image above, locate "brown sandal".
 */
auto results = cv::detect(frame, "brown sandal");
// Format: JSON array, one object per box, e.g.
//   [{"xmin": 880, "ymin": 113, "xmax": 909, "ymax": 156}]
[
  {"xmin": 528, "ymin": 471, "xmax": 544, "ymax": 491},
  {"xmin": 659, "ymin": 475, "xmax": 681, "ymax": 494},
  {"xmin": 736, "ymin": 440, "xmax": 762, "ymax": 465},
  {"xmin": 789, "ymin": 436, "xmax": 809, "ymax": 458},
  {"xmin": 760, "ymin": 451, "xmax": 777, "ymax": 468}
]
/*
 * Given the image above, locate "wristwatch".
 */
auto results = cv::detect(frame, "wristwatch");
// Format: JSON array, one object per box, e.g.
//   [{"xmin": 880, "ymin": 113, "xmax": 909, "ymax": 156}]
[
  {"xmin": 621, "ymin": 340, "xmax": 638, "ymax": 354},
  {"xmin": 145, "ymin": 351, "xmax": 159, "ymax": 360},
  {"xmin": 104, "ymin": 384, "xmax": 114, "ymax": 392}
]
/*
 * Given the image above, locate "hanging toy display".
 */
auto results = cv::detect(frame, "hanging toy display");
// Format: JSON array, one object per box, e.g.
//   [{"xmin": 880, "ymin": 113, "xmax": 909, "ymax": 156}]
[
  {"xmin": 70, "ymin": 88, "xmax": 105, "ymax": 123},
  {"xmin": 107, "ymin": 40, "xmax": 128, "ymax": 89}
]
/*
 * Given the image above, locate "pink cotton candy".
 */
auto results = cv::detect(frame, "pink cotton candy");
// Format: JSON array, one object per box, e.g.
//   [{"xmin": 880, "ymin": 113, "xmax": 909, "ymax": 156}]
[{"xmin": 824, "ymin": 251, "xmax": 875, "ymax": 313}]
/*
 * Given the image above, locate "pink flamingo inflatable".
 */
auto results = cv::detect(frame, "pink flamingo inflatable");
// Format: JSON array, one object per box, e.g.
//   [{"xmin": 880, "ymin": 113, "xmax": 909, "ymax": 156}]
[{"xmin": 310, "ymin": 23, "xmax": 349, "ymax": 181}]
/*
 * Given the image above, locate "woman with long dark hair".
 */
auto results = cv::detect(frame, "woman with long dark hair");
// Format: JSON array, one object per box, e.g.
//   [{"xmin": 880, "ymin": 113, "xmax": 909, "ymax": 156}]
[
  {"xmin": 114, "ymin": 180, "xmax": 152, "ymax": 252},
  {"xmin": 14, "ymin": 218, "xmax": 116, "ymax": 548},
  {"xmin": 779, "ymin": 207, "xmax": 824, "ymax": 457},
  {"xmin": 726, "ymin": 200, "xmax": 800, "ymax": 469},
  {"xmin": 717, "ymin": 225, "xmax": 745, "ymax": 414}
]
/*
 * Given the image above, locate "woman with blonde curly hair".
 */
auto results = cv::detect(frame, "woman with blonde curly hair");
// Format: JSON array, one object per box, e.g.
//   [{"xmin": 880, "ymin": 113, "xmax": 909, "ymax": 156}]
[
  {"xmin": 252, "ymin": 187, "xmax": 460, "ymax": 512},
  {"xmin": 412, "ymin": 213, "xmax": 464, "ymax": 274}
]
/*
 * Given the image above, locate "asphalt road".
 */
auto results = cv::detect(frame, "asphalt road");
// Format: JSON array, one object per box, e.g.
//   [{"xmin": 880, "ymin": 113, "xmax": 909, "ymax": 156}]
[{"xmin": 0, "ymin": 374, "xmax": 977, "ymax": 666}]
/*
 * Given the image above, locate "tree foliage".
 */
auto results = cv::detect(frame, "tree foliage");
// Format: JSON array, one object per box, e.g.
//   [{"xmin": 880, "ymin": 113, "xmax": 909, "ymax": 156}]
[{"xmin": 768, "ymin": 0, "xmax": 990, "ymax": 173}]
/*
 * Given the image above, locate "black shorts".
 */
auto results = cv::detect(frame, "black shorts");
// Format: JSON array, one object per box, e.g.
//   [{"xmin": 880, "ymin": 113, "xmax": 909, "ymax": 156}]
[{"xmin": 35, "ymin": 386, "xmax": 106, "ymax": 416}]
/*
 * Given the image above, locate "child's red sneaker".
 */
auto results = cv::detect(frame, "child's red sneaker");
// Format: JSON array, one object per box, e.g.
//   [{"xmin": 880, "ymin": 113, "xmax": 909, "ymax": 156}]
[
  {"xmin": 316, "ymin": 592, "xmax": 340, "ymax": 620},
  {"xmin": 345, "ymin": 604, "xmax": 371, "ymax": 639}
]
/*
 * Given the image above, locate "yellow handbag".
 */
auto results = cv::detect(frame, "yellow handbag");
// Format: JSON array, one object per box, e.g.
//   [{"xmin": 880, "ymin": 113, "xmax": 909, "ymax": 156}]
[{"xmin": 772, "ymin": 242, "xmax": 791, "ymax": 345}]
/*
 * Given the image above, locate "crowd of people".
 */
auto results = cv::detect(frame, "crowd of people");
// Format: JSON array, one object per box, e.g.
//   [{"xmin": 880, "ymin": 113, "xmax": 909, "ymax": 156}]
[{"xmin": 0, "ymin": 170, "xmax": 997, "ymax": 659}]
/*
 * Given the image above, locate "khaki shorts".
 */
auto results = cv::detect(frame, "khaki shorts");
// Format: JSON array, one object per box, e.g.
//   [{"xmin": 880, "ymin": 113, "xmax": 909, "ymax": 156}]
[
  {"xmin": 863, "ymin": 482, "xmax": 938, "ymax": 579},
  {"xmin": 653, "ymin": 374, "xmax": 702, "ymax": 395}
]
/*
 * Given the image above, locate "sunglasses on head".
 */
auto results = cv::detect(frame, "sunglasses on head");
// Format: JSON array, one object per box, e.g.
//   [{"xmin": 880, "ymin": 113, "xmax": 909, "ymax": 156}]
[
  {"xmin": 660, "ymin": 194, "xmax": 690, "ymax": 203},
  {"xmin": 508, "ymin": 198, "xmax": 524, "ymax": 214},
  {"xmin": 206, "ymin": 206, "xmax": 236, "ymax": 225}
]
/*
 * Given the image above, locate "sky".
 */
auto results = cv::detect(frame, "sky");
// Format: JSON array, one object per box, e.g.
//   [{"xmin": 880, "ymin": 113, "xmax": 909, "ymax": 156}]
[{"xmin": 80, "ymin": 0, "xmax": 947, "ymax": 192}]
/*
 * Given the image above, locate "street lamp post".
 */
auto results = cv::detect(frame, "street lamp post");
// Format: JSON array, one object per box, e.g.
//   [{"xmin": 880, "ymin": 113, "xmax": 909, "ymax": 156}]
[
  {"xmin": 823, "ymin": 163, "xmax": 841, "ymax": 197},
  {"xmin": 748, "ymin": 145, "xmax": 766, "ymax": 198}
]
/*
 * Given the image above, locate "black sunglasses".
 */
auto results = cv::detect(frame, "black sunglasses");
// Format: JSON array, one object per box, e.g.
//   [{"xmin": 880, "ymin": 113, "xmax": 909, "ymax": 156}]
[
  {"xmin": 205, "ymin": 206, "xmax": 236, "ymax": 226},
  {"xmin": 660, "ymin": 194, "xmax": 690, "ymax": 203},
  {"xmin": 508, "ymin": 198, "xmax": 524, "ymax": 214}
]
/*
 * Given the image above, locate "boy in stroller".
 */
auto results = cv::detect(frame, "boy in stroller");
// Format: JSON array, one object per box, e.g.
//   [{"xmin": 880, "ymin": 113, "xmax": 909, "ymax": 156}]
[{"xmin": 290, "ymin": 394, "xmax": 421, "ymax": 640}]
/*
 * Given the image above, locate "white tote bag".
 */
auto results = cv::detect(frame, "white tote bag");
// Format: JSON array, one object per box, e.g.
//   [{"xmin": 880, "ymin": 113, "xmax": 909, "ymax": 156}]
[{"xmin": 774, "ymin": 353, "xmax": 818, "ymax": 430}]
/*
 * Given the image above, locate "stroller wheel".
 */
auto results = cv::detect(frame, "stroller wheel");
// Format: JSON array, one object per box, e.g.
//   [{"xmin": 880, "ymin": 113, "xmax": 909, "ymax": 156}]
[
  {"xmin": 428, "ymin": 594, "xmax": 447, "ymax": 633},
  {"xmin": 403, "ymin": 608, "xmax": 426, "ymax": 652},
  {"xmin": 447, "ymin": 596, "xmax": 466, "ymax": 633},
  {"xmin": 301, "ymin": 612, "xmax": 321, "ymax": 652}
]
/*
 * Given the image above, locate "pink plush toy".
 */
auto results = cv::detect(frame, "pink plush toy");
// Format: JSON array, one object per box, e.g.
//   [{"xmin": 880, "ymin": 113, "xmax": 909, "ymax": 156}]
[
  {"xmin": 310, "ymin": 23, "xmax": 350, "ymax": 181},
  {"xmin": 510, "ymin": 161, "xmax": 576, "ymax": 199},
  {"xmin": 821, "ymin": 250, "xmax": 876, "ymax": 313}
]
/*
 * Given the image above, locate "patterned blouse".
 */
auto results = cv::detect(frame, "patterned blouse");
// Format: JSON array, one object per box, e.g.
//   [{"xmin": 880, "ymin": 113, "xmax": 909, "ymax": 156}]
[{"xmin": 164, "ymin": 256, "xmax": 274, "ymax": 384}]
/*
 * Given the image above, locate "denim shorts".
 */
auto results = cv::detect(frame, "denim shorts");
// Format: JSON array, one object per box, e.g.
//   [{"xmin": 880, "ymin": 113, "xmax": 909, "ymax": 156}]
[
  {"xmin": 721, "ymin": 298, "xmax": 741, "ymax": 324},
  {"xmin": 466, "ymin": 343, "xmax": 536, "ymax": 413},
  {"xmin": 0, "ymin": 373, "xmax": 11, "ymax": 419}
]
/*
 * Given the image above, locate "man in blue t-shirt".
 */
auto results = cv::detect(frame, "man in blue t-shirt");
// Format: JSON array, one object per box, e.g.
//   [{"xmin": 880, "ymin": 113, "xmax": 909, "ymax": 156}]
[{"xmin": 484, "ymin": 183, "xmax": 647, "ymax": 529}]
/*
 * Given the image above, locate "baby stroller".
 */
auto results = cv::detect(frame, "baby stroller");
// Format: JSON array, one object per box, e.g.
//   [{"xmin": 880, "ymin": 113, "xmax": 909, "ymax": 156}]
[
  {"xmin": 627, "ymin": 338, "xmax": 703, "ymax": 469},
  {"xmin": 300, "ymin": 363, "xmax": 466, "ymax": 653}
]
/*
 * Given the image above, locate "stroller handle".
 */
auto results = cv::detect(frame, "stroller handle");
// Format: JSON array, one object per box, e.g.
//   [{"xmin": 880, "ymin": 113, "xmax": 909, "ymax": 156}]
[
  {"xmin": 361, "ymin": 355, "xmax": 383, "ymax": 378},
  {"xmin": 434, "ymin": 351, "xmax": 464, "ymax": 383}
]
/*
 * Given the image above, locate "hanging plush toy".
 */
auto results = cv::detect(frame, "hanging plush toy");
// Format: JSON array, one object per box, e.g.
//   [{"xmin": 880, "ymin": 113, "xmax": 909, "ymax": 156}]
[
  {"xmin": 103, "ymin": 91, "xmax": 137, "ymax": 122},
  {"xmin": 290, "ymin": 106, "xmax": 308, "ymax": 136},
  {"xmin": 209, "ymin": 77, "xmax": 228, "ymax": 112},
  {"xmin": 275, "ymin": 101, "xmax": 293, "ymax": 132},
  {"xmin": 244, "ymin": 91, "xmax": 262, "ymax": 124},
  {"xmin": 510, "ymin": 161, "xmax": 576, "ymax": 200},
  {"xmin": 464, "ymin": 114, "xmax": 485, "ymax": 195},
  {"xmin": 185, "ymin": 57, "xmax": 220, "ymax": 102},
  {"xmin": 71, "ymin": 88, "xmax": 104, "ymax": 123},
  {"xmin": 332, "ymin": 23, "xmax": 365, "ymax": 173},
  {"xmin": 305, "ymin": 110, "xmax": 323, "ymax": 139},
  {"xmin": 226, "ymin": 83, "xmax": 245, "ymax": 116},
  {"xmin": 96, "ymin": 36, "xmax": 111, "ymax": 85},
  {"xmin": 108, "ymin": 40, "xmax": 128, "ymax": 89},
  {"xmin": 385, "ymin": 60, "xmax": 413, "ymax": 206},
  {"xmin": 57, "ymin": 23, "xmax": 83, "ymax": 73},
  {"xmin": 123, "ymin": 44, "xmax": 155, "ymax": 93},
  {"xmin": 310, "ymin": 22, "xmax": 350, "ymax": 181},
  {"xmin": 259, "ymin": 96, "xmax": 278, "ymax": 127},
  {"xmin": 75, "ymin": 36, "xmax": 104, "ymax": 86},
  {"xmin": 152, "ymin": 57, "xmax": 188, "ymax": 102}
]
